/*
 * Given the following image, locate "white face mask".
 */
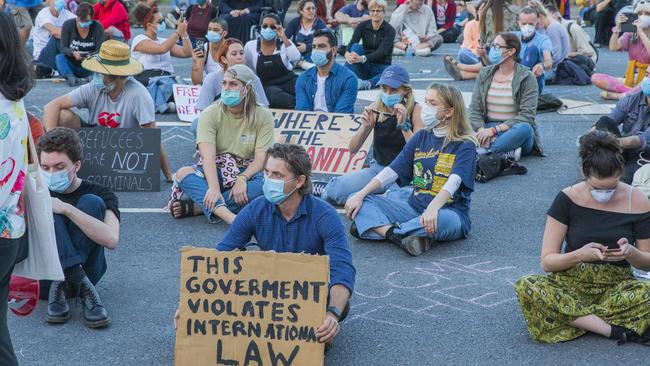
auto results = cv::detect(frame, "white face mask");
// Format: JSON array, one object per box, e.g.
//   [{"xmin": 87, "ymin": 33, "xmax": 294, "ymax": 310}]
[
  {"xmin": 421, "ymin": 104, "xmax": 440, "ymax": 128},
  {"xmin": 520, "ymin": 24, "xmax": 536, "ymax": 38},
  {"xmin": 590, "ymin": 188, "xmax": 615, "ymax": 203},
  {"xmin": 641, "ymin": 15, "xmax": 650, "ymax": 29}
]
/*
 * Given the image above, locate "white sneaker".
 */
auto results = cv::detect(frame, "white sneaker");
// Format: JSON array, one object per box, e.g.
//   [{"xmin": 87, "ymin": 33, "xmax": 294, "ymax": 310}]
[
  {"xmin": 167, "ymin": 102, "xmax": 176, "ymax": 114},
  {"xmin": 414, "ymin": 47, "xmax": 432, "ymax": 57},
  {"xmin": 504, "ymin": 147, "xmax": 522, "ymax": 161},
  {"xmin": 477, "ymin": 147, "xmax": 489, "ymax": 155},
  {"xmin": 393, "ymin": 47, "xmax": 406, "ymax": 56}
]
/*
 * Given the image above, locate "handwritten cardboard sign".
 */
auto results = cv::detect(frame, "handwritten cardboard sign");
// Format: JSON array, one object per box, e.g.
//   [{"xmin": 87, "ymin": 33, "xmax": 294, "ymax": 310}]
[
  {"xmin": 270, "ymin": 109, "xmax": 373, "ymax": 175},
  {"xmin": 173, "ymin": 84, "xmax": 201, "ymax": 122},
  {"xmin": 175, "ymin": 247, "xmax": 329, "ymax": 366},
  {"xmin": 75, "ymin": 128, "xmax": 161, "ymax": 192}
]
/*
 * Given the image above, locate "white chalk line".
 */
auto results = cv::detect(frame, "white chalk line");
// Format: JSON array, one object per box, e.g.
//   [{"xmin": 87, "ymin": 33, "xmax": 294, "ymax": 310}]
[{"xmin": 158, "ymin": 121, "xmax": 192, "ymax": 126}]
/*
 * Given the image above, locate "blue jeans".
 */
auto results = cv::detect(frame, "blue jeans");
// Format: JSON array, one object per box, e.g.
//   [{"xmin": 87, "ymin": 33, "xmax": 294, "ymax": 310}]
[
  {"xmin": 36, "ymin": 36, "xmax": 62, "ymax": 71},
  {"xmin": 485, "ymin": 121, "xmax": 535, "ymax": 155},
  {"xmin": 457, "ymin": 47, "xmax": 479, "ymax": 65},
  {"xmin": 178, "ymin": 166, "xmax": 264, "ymax": 221},
  {"xmin": 191, "ymin": 117, "xmax": 199, "ymax": 137},
  {"xmin": 345, "ymin": 44, "xmax": 389, "ymax": 87},
  {"xmin": 55, "ymin": 54, "xmax": 91, "ymax": 78},
  {"xmin": 353, "ymin": 190, "xmax": 466, "ymax": 242},
  {"xmin": 293, "ymin": 32, "xmax": 314, "ymax": 62},
  {"xmin": 520, "ymin": 44, "xmax": 545, "ymax": 93},
  {"xmin": 322, "ymin": 161, "xmax": 397, "ymax": 206}
]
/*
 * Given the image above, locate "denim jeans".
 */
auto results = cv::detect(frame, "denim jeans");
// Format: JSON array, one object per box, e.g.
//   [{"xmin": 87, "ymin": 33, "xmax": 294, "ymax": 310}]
[
  {"xmin": 457, "ymin": 47, "xmax": 479, "ymax": 65},
  {"xmin": 36, "ymin": 36, "xmax": 63, "ymax": 71},
  {"xmin": 321, "ymin": 161, "xmax": 397, "ymax": 206},
  {"xmin": 55, "ymin": 54, "xmax": 92, "ymax": 78},
  {"xmin": 485, "ymin": 121, "xmax": 535, "ymax": 155},
  {"xmin": 345, "ymin": 44, "xmax": 389, "ymax": 87},
  {"xmin": 520, "ymin": 44, "xmax": 545, "ymax": 93},
  {"xmin": 353, "ymin": 190, "xmax": 466, "ymax": 242},
  {"xmin": 178, "ymin": 166, "xmax": 264, "ymax": 221}
]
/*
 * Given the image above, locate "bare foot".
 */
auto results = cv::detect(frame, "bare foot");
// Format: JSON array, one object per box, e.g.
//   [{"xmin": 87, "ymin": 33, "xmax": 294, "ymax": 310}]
[{"xmin": 213, "ymin": 206, "xmax": 236, "ymax": 224}]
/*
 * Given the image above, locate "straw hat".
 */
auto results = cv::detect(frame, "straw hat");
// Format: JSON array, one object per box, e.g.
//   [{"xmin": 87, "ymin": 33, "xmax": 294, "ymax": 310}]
[{"xmin": 81, "ymin": 40, "xmax": 143, "ymax": 76}]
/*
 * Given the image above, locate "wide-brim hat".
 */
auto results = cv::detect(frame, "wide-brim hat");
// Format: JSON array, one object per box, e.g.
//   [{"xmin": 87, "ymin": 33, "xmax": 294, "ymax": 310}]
[
  {"xmin": 636, "ymin": 0, "xmax": 650, "ymax": 14},
  {"xmin": 81, "ymin": 40, "xmax": 144, "ymax": 76}
]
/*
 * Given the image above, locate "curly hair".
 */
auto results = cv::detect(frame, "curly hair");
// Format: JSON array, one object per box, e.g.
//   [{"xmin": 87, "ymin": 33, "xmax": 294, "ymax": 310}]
[{"xmin": 37, "ymin": 127, "xmax": 84, "ymax": 162}]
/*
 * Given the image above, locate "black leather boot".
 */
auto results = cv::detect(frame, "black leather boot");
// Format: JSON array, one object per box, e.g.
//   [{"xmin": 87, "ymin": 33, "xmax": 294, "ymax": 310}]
[
  {"xmin": 46, "ymin": 281, "xmax": 70, "ymax": 324},
  {"xmin": 79, "ymin": 277, "xmax": 110, "ymax": 328}
]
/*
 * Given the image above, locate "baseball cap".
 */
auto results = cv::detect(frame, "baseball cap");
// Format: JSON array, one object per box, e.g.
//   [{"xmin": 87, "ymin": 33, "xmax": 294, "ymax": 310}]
[{"xmin": 377, "ymin": 65, "xmax": 410, "ymax": 89}]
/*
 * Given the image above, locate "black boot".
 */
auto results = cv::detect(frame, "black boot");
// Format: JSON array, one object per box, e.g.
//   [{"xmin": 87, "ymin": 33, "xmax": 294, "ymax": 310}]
[
  {"xmin": 46, "ymin": 281, "xmax": 70, "ymax": 324},
  {"xmin": 79, "ymin": 277, "xmax": 110, "ymax": 328},
  {"xmin": 349, "ymin": 222, "xmax": 361, "ymax": 239},
  {"xmin": 400, "ymin": 235, "xmax": 433, "ymax": 257}
]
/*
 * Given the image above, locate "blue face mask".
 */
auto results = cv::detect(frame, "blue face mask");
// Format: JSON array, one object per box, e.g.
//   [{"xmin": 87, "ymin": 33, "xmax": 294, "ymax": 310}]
[
  {"xmin": 263, "ymin": 176, "xmax": 297, "ymax": 204},
  {"xmin": 43, "ymin": 167, "xmax": 73, "ymax": 193},
  {"xmin": 79, "ymin": 20, "xmax": 92, "ymax": 28},
  {"xmin": 311, "ymin": 49, "xmax": 331, "ymax": 67},
  {"xmin": 260, "ymin": 27, "xmax": 277, "ymax": 41},
  {"xmin": 156, "ymin": 21, "xmax": 166, "ymax": 35},
  {"xmin": 380, "ymin": 92, "xmax": 402, "ymax": 108},
  {"xmin": 206, "ymin": 31, "xmax": 222, "ymax": 43},
  {"xmin": 488, "ymin": 47, "xmax": 504, "ymax": 65},
  {"xmin": 92, "ymin": 73, "xmax": 117, "ymax": 92},
  {"xmin": 221, "ymin": 89, "xmax": 242, "ymax": 106},
  {"xmin": 642, "ymin": 77, "xmax": 650, "ymax": 96},
  {"xmin": 54, "ymin": 0, "xmax": 66, "ymax": 12}
]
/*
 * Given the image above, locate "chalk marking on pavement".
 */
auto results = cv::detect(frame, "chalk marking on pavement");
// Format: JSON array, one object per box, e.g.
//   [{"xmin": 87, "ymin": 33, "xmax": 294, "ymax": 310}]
[
  {"xmin": 409, "ymin": 77, "xmax": 453, "ymax": 81},
  {"xmin": 158, "ymin": 121, "xmax": 192, "ymax": 126}
]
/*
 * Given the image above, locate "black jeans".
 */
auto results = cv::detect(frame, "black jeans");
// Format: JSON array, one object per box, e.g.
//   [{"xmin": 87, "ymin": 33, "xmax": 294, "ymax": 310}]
[
  {"xmin": 0, "ymin": 234, "xmax": 28, "ymax": 366},
  {"xmin": 593, "ymin": 9, "xmax": 614, "ymax": 45},
  {"xmin": 441, "ymin": 27, "xmax": 461, "ymax": 43},
  {"xmin": 594, "ymin": 116, "xmax": 642, "ymax": 183}
]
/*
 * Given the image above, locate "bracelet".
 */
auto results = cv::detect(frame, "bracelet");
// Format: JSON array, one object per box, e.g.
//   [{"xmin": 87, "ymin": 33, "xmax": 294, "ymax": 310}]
[
  {"xmin": 237, "ymin": 174, "xmax": 248, "ymax": 182},
  {"xmin": 491, "ymin": 127, "xmax": 497, "ymax": 136}
]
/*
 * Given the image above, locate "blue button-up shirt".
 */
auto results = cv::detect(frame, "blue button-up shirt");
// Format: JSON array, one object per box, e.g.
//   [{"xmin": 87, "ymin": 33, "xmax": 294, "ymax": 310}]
[
  {"xmin": 610, "ymin": 90, "xmax": 650, "ymax": 152},
  {"xmin": 217, "ymin": 195, "xmax": 356, "ymax": 292}
]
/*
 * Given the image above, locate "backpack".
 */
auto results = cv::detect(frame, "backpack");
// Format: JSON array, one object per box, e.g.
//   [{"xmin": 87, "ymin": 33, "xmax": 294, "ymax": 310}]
[
  {"xmin": 632, "ymin": 154, "xmax": 650, "ymax": 197},
  {"xmin": 475, "ymin": 152, "xmax": 528, "ymax": 183},
  {"xmin": 556, "ymin": 59, "xmax": 593, "ymax": 85},
  {"xmin": 537, "ymin": 93, "xmax": 564, "ymax": 112}
]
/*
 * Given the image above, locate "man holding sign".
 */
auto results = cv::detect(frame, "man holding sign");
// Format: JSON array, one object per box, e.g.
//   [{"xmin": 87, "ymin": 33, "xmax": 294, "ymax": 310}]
[{"xmin": 175, "ymin": 144, "xmax": 355, "ymax": 344}]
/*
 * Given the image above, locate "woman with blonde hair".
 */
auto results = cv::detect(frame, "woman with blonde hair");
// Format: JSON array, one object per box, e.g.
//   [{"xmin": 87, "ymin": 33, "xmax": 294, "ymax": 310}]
[
  {"xmin": 344, "ymin": 83, "xmax": 478, "ymax": 257},
  {"xmin": 170, "ymin": 64, "xmax": 274, "ymax": 224},
  {"xmin": 321, "ymin": 64, "xmax": 424, "ymax": 205}
]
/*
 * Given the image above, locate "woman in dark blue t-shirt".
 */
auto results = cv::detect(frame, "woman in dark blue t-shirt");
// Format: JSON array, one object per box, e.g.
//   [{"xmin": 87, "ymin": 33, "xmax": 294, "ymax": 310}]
[{"xmin": 345, "ymin": 83, "xmax": 478, "ymax": 256}]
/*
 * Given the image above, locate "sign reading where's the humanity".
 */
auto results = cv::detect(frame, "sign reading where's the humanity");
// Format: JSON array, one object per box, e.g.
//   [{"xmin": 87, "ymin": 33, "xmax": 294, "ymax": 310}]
[
  {"xmin": 175, "ymin": 247, "xmax": 329, "ymax": 366},
  {"xmin": 270, "ymin": 110, "xmax": 373, "ymax": 175}
]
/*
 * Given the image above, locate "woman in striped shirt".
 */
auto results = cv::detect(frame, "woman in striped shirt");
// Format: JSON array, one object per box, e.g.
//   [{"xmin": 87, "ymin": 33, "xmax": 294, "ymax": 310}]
[{"xmin": 469, "ymin": 33, "xmax": 543, "ymax": 160}]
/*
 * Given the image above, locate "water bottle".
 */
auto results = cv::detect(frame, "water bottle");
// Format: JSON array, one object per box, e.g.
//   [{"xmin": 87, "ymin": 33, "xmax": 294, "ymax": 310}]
[{"xmin": 406, "ymin": 43, "xmax": 414, "ymax": 59}]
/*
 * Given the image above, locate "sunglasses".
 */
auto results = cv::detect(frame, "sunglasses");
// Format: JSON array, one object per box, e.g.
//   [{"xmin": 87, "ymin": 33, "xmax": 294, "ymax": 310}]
[{"xmin": 261, "ymin": 24, "xmax": 277, "ymax": 30}]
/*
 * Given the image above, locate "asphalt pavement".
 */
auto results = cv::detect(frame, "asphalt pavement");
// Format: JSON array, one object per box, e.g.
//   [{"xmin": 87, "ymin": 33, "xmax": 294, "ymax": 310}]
[{"xmin": 8, "ymin": 26, "xmax": 650, "ymax": 366}]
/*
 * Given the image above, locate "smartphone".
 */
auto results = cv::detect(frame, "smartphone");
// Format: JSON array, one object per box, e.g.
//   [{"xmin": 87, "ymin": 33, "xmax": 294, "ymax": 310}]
[
  {"xmin": 194, "ymin": 38, "xmax": 205, "ymax": 52},
  {"xmin": 603, "ymin": 242, "xmax": 621, "ymax": 253},
  {"xmin": 621, "ymin": 12, "xmax": 638, "ymax": 33}
]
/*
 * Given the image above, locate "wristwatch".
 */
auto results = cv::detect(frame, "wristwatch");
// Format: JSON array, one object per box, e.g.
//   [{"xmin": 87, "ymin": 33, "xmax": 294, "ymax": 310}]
[{"xmin": 327, "ymin": 306, "xmax": 341, "ymax": 320}]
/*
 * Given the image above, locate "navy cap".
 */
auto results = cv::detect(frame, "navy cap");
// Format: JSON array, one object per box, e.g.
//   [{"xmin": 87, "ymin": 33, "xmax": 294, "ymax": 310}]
[{"xmin": 377, "ymin": 65, "xmax": 410, "ymax": 88}]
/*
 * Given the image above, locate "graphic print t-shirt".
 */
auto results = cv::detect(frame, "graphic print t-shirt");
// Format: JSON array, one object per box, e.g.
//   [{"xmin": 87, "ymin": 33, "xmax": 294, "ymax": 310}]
[
  {"xmin": 389, "ymin": 129, "xmax": 477, "ymax": 229},
  {"xmin": 68, "ymin": 79, "xmax": 155, "ymax": 128}
]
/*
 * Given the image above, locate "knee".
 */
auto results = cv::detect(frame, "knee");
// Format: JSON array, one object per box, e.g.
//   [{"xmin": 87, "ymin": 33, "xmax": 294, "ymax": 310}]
[
  {"xmin": 174, "ymin": 166, "xmax": 196, "ymax": 182},
  {"xmin": 55, "ymin": 53, "xmax": 66, "ymax": 63},
  {"xmin": 513, "ymin": 122, "xmax": 534, "ymax": 135},
  {"xmin": 76, "ymin": 194, "xmax": 106, "ymax": 218},
  {"xmin": 349, "ymin": 43, "xmax": 363, "ymax": 54},
  {"xmin": 322, "ymin": 178, "xmax": 343, "ymax": 203}
]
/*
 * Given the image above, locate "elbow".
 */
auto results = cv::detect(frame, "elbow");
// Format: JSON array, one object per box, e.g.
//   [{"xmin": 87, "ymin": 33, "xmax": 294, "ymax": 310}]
[{"xmin": 105, "ymin": 235, "xmax": 119, "ymax": 250}]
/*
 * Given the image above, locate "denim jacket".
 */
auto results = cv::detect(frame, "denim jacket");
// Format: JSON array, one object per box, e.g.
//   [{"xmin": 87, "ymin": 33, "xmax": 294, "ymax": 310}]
[{"xmin": 295, "ymin": 62, "xmax": 358, "ymax": 114}]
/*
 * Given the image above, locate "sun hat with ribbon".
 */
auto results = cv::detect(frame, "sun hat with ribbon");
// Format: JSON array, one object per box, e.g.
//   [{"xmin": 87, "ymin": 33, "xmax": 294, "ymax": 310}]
[{"xmin": 81, "ymin": 40, "xmax": 144, "ymax": 76}]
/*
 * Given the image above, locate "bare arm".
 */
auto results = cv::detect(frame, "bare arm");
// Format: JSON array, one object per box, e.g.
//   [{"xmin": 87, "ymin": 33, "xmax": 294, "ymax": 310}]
[
  {"xmin": 134, "ymin": 33, "xmax": 182, "ymax": 55},
  {"xmin": 60, "ymin": 202, "xmax": 120, "ymax": 249},
  {"xmin": 540, "ymin": 216, "xmax": 607, "ymax": 272},
  {"xmin": 43, "ymin": 23, "xmax": 63, "ymax": 38},
  {"xmin": 170, "ymin": 36, "xmax": 193, "ymax": 58},
  {"xmin": 596, "ymin": 0, "xmax": 611, "ymax": 12},
  {"xmin": 43, "ymin": 95, "xmax": 75, "ymax": 131},
  {"xmin": 198, "ymin": 142, "xmax": 220, "ymax": 192},
  {"xmin": 239, "ymin": 150, "xmax": 266, "ymax": 180},
  {"xmin": 142, "ymin": 122, "xmax": 172, "ymax": 181}
]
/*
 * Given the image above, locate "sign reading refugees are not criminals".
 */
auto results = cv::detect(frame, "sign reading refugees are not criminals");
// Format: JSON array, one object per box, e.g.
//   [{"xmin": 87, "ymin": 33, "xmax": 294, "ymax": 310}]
[{"xmin": 175, "ymin": 247, "xmax": 330, "ymax": 366}]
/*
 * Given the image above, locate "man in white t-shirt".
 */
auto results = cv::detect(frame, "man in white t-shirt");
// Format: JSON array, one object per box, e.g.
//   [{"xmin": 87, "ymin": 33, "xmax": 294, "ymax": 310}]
[
  {"xmin": 32, "ymin": 0, "xmax": 76, "ymax": 78},
  {"xmin": 43, "ymin": 40, "xmax": 173, "ymax": 181}
]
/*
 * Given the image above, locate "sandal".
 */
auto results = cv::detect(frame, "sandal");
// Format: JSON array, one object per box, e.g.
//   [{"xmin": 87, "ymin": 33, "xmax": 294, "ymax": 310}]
[
  {"xmin": 169, "ymin": 193, "xmax": 196, "ymax": 219},
  {"xmin": 444, "ymin": 55, "xmax": 462, "ymax": 81}
]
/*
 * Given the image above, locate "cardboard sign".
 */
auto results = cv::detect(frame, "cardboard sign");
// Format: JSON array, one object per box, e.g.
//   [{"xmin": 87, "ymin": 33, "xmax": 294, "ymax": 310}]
[
  {"xmin": 271, "ymin": 109, "xmax": 372, "ymax": 175},
  {"xmin": 173, "ymin": 84, "xmax": 201, "ymax": 122},
  {"xmin": 175, "ymin": 248, "xmax": 330, "ymax": 366},
  {"xmin": 75, "ymin": 128, "xmax": 161, "ymax": 192}
]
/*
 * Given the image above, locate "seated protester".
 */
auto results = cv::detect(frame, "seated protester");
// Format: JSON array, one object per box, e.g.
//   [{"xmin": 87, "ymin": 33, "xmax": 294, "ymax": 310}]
[
  {"xmin": 454, "ymin": 1, "xmax": 469, "ymax": 28},
  {"xmin": 165, "ymin": 0, "xmax": 196, "ymax": 28},
  {"xmin": 296, "ymin": 29, "xmax": 358, "ymax": 113},
  {"xmin": 322, "ymin": 65, "xmax": 424, "ymax": 205},
  {"xmin": 42, "ymin": 40, "xmax": 174, "ymax": 182},
  {"xmin": 37, "ymin": 128, "xmax": 119, "ymax": 329},
  {"xmin": 219, "ymin": 0, "xmax": 262, "ymax": 44},
  {"xmin": 316, "ymin": 0, "xmax": 345, "ymax": 29},
  {"xmin": 334, "ymin": 0, "xmax": 370, "ymax": 29},
  {"xmin": 32, "ymin": 0, "xmax": 77, "ymax": 78},
  {"xmin": 514, "ymin": 131, "xmax": 650, "ymax": 345},
  {"xmin": 195, "ymin": 38, "xmax": 269, "ymax": 134},
  {"xmin": 244, "ymin": 13, "xmax": 301, "ymax": 109},
  {"xmin": 592, "ymin": 2, "xmax": 650, "ymax": 100},
  {"xmin": 443, "ymin": 0, "xmax": 485, "ymax": 81},
  {"xmin": 514, "ymin": 7, "xmax": 553, "ymax": 93},
  {"xmin": 190, "ymin": 18, "xmax": 228, "ymax": 85},
  {"xmin": 390, "ymin": 0, "xmax": 443, "ymax": 56},
  {"xmin": 549, "ymin": 5, "xmax": 598, "ymax": 64},
  {"xmin": 592, "ymin": 72, "xmax": 650, "ymax": 183},
  {"xmin": 285, "ymin": 0, "xmax": 327, "ymax": 69},
  {"xmin": 183, "ymin": 0, "xmax": 218, "ymax": 48},
  {"xmin": 131, "ymin": 3, "xmax": 192, "ymax": 113},
  {"xmin": 93, "ymin": 0, "xmax": 130, "ymax": 43},
  {"xmin": 469, "ymin": 33, "xmax": 542, "ymax": 161},
  {"xmin": 344, "ymin": 83, "xmax": 477, "ymax": 257},
  {"xmin": 431, "ymin": 0, "xmax": 460, "ymax": 43},
  {"xmin": 528, "ymin": 1, "xmax": 570, "ymax": 84},
  {"xmin": 7, "ymin": 0, "xmax": 43, "ymax": 44},
  {"xmin": 56, "ymin": 3, "xmax": 104, "ymax": 87},
  {"xmin": 174, "ymin": 143, "xmax": 356, "ymax": 345},
  {"xmin": 170, "ymin": 65, "xmax": 273, "ymax": 224},
  {"xmin": 344, "ymin": 0, "xmax": 395, "ymax": 90}
]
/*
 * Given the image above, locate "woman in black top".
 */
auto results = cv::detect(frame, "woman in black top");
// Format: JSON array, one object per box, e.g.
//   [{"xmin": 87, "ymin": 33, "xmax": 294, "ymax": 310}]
[
  {"xmin": 322, "ymin": 65, "xmax": 423, "ymax": 206},
  {"xmin": 56, "ymin": 3, "xmax": 105, "ymax": 86},
  {"xmin": 514, "ymin": 130, "xmax": 650, "ymax": 345},
  {"xmin": 344, "ymin": 0, "xmax": 395, "ymax": 90}
]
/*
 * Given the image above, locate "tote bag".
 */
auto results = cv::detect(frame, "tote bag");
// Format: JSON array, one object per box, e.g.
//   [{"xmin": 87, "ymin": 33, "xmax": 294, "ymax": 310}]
[{"xmin": 12, "ymin": 130, "xmax": 64, "ymax": 281}]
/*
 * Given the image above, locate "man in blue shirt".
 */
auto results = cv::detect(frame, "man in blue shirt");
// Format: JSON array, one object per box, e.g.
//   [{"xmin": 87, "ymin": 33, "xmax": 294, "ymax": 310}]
[
  {"xmin": 295, "ymin": 29, "xmax": 358, "ymax": 113},
  {"xmin": 217, "ymin": 143, "xmax": 356, "ymax": 344},
  {"xmin": 515, "ymin": 7, "xmax": 553, "ymax": 93},
  {"xmin": 335, "ymin": 0, "xmax": 370, "ymax": 28}
]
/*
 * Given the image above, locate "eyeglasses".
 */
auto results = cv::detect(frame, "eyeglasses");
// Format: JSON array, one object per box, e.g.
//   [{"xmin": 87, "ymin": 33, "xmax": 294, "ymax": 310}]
[
  {"xmin": 302, "ymin": 6, "xmax": 316, "ymax": 11},
  {"xmin": 369, "ymin": 9, "xmax": 385, "ymax": 13},
  {"xmin": 489, "ymin": 43, "xmax": 510, "ymax": 51},
  {"xmin": 261, "ymin": 24, "xmax": 277, "ymax": 30}
]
